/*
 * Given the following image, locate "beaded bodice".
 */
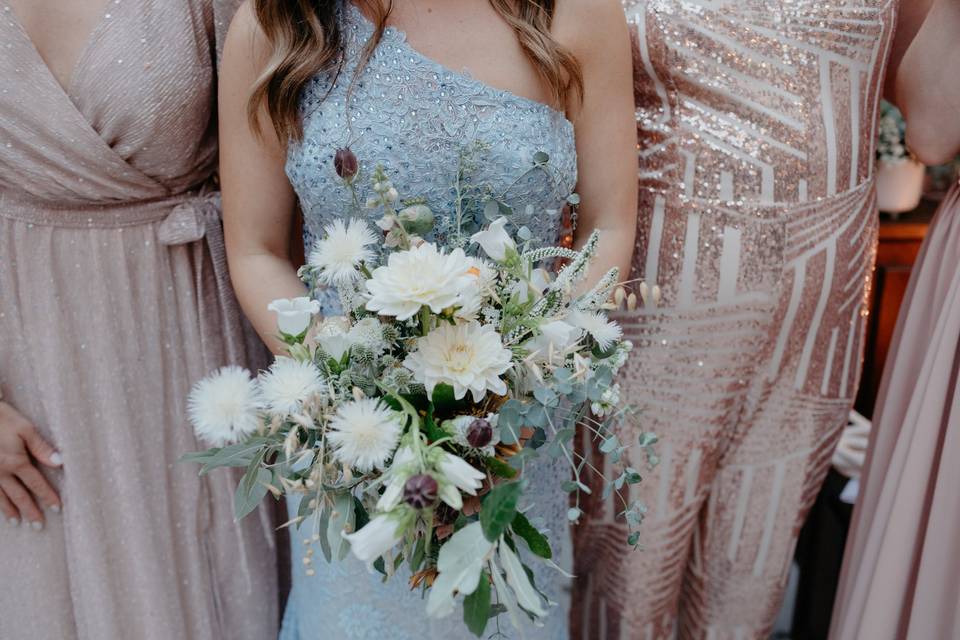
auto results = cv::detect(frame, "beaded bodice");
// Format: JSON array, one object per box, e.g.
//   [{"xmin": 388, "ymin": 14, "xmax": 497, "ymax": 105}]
[{"xmin": 285, "ymin": 2, "xmax": 577, "ymax": 259}]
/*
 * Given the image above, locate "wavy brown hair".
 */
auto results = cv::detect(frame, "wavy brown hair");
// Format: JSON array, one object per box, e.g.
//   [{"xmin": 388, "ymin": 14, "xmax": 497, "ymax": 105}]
[{"xmin": 248, "ymin": 0, "xmax": 583, "ymax": 141}]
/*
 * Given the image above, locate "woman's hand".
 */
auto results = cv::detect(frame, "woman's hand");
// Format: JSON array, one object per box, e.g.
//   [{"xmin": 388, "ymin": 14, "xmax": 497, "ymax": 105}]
[
  {"xmin": 0, "ymin": 401, "xmax": 62, "ymax": 529},
  {"xmin": 219, "ymin": 2, "xmax": 309, "ymax": 354}
]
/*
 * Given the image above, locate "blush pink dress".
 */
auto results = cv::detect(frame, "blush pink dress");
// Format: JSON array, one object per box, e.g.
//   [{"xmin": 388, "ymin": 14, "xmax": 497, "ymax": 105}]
[
  {"xmin": 0, "ymin": 2, "xmax": 278, "ymax": 639},
  {"xmin": 830, "ymin": 184, "xmax": 960, "ymax": 639}
]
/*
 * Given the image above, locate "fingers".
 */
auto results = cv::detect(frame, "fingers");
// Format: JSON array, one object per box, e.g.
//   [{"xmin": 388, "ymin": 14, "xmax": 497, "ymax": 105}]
[
  {"xmin": 20, "ymin": 424, "xmax": 62, "ymax": 469},
  {"xmin": 0, "ymin": 490, "xmax": 18, "ymax": 525},
  {"xmin": 0, "ymin": 476, "xmax": 44, "ymax": 529},
  {"xmin": 16, "ymin": 464, "xmax": 61, "ymax": 513}
]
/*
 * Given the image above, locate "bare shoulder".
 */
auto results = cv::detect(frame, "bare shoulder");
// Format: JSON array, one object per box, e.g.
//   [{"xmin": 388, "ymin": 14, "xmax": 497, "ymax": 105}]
[
  {"xmin": 222, "ymin": 0, "xmax": 272, "ymax": 72},
  {"xmin": 552, "ymin": 0, "xmax": 631, "ymax": 62}
]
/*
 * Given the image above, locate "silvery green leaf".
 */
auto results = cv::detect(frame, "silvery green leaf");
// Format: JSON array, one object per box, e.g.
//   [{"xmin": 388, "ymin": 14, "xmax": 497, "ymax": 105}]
[
  {"xmin": 483, "ymin": 199, "xmax": 500, "ymax": 221},
  {"xmin": 546, "ymin": 440, "xmax": 566, "ymax": 459},
  {"xmin": 602, "ymin": 481, "xmax": 614, "ymax": 500},
  {"xmin": 426, "ymin": 522, "xmax": 494, "ymax": 618},
  {"xmin": 199, "ymin": 437, "xmax": 273, "ymax": 474},
  {"xmin": 599, "ymin": 435, "xmax": 620, "ymax": 454},
  {"xmin": 639, "ymin": 431, "xmax": 659, "ymax": 447},
  {"xmin": 525, "ymin": 405, "xmax": 548, "ymax": 429},
  {"xmin": 327, "ymin": 491, "xmax": 354, "ymax": 561},
  {"xmin": 489, "ymin": 557, "xmax": 522, "ymax": 629},
  {"xmin": 561, "ymin": 480, "xmax": 579, "ymax": 493},
  {"xmin": 233, "ymin": 467, "xmax": 271, "ymax": 520},
  {"xmin": 567, "ymin": 507, "xmax": 581, "ymax": 522},
  {"xmin": 566, "ymin": 193, "xmax": 581, "ymax": 205},
  {"xmin": 517, "ymin": 225, "xmax": 532, "ymax": 241},
  {"xmin": 499, "ymin": 539, "xmax": 546, "ymax": 616},
  {"xmin": 532, "ymin": 151, "xmax": 550, "ymax": 164},
  {"xmin": 533, "ymin": 386, "xmax": 558, "ymax": 407}
]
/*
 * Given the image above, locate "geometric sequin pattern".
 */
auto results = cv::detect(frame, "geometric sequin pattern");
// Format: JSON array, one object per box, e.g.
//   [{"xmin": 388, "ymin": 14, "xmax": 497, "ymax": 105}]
[{"xmin": 573, "ymin": 1, "xmax": 895, "ymax": 638}]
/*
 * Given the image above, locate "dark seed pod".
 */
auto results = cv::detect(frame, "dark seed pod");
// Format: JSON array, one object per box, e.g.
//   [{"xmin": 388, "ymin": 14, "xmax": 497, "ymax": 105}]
[
  {"xmin": 466, "ymin": 418, "xmax": 493, "ymax": 448},
  {"xmin": 334, "ymin": 148, "xmax": 359, "ymax": 180},
  {"xmin": 403, "ymin": 474, "xmax": 439, "ymax": 509}
]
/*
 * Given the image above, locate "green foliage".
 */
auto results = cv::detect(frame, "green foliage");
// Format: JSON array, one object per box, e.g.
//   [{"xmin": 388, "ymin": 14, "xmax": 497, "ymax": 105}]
[
  {"xmin": 511, "ymin": 512, "xmax": 552, "ymax": 559},
  {"xmin": 463, "ymin": 570, "xmax": 491, "ymax": 637},
  {"xmin": 485, "ymin": 457, "xmax": 518, "ymax": 479},
  {"xmin": 480, "ymin": 481, "xmax": 523, "ymax": 542},
  {"xmin": 233, "ymin": 465, "xmax": 271, "ymax": 520}
]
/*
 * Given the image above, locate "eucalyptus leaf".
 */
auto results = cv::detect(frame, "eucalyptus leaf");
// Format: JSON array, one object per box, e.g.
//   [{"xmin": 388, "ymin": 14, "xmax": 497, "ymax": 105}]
[
  {"xmin": 599, "ymin": 435, "xmax": 620, "ymax": 454},
  {"xmin": 317, "ymin": 507, "xmax": 332, "ymax": 563},
  {"xmin": 567, "ymin": 507, "xmax": 581, "ymax": 522},
  {"xmin": 233, "ymin": 467, "xmax": 271, "ymax": 520},
  {"xmin": 483, "ymin": 199, "xmax": 500, "ymax": 221},
  {"xmin": 532, "ymin": 151, "xmax": 550, "ymax": 164},
  {"xmin": 327, "ymin": 491, "xmax": 354, "ymax": 561},
  {"xmin": 199, "ymin": 437, "xmax": 273, "ymax": 474}
]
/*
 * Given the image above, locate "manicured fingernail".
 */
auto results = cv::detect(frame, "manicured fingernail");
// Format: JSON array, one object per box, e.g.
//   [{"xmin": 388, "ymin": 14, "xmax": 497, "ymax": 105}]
[
  {"xmin": 7, "ymin": 517, "xmax": 19, "ymax": 527},
  {"xmin": 49, "ymin": 505, "xmax": 61, "ymax": 514},
  {"xmin": 30, "ymin": 521, "xmax": 43, "ymax": 531},
  {"xmin": 50, "ymin": 452, "xmax": 63, "ymax": 466}
]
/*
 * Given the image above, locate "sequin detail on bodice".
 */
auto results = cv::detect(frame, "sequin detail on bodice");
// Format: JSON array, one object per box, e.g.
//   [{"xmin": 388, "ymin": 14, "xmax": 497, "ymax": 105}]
[{"xmin": 286, "ymin": 3, "xmax": 577, "ymax": 257}]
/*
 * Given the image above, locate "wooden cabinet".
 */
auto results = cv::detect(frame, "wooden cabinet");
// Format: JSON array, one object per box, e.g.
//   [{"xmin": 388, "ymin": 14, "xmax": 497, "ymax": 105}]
[{"xmin": 854, "ymin": 202, "xmax": 935, "ymax": 418}]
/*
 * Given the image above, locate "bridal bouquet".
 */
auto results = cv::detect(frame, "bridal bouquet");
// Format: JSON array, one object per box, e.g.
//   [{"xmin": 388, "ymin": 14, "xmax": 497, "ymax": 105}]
[{"xmin": 185, "ymin": 151, "xmax": 655, "ymax": 636}]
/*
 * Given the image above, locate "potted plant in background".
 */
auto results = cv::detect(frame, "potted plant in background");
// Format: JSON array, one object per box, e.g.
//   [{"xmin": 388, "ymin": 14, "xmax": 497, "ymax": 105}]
[{"xmin": 876, "ymin": 100, "xmax": 926, "ymax": 216}]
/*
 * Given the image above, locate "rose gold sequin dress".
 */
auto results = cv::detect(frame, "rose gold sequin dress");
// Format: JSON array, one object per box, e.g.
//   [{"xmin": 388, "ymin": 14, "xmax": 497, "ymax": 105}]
[
  {"xmin": 574, "ymin": 1, "xmax": 896, "ymax": 637},
  {"xmin": 0, "ymin": 2, "xmax": 278, "ymax": 638}
]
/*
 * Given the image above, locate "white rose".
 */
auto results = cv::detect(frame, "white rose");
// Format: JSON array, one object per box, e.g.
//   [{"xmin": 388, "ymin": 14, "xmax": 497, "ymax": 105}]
[
  {"xmin": 267, "ymin": 297, "xmax": 320, "ymax": 337},
  {"xmin": 470, "ymin": 217, "xmax": 516, "ymax": 262}
]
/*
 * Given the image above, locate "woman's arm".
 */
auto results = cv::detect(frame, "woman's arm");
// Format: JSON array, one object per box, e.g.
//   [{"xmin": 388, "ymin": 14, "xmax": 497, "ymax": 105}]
[
  {"xmin": 220, "ymin": 2, "xmax": 307, "ymax": 354},
  {"xmin": 557, "ymin": 0, "xmax": 639, "ymax": 289},
  {"xmin": 883, "ymin": 0, "xmax": 935, "ymax": 100},
  {"xmin": 894, "ymin": 0, "xmax": 960, "ymax": 165}
]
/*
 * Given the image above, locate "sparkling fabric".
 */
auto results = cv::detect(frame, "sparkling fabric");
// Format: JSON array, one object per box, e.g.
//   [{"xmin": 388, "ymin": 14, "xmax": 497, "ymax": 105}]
[
  {"xmin": 831, "ymin": 183, "xmax": 960, "ymax": 640},
  {"xmin": 573, "ymin": 1, "xmax": 895, "ymax": 638},
  {"xmin": 0, "ymin": 2, "xmax": 279, "ymax": 639},
  {"xmin": 281, "ymin": 4, "xmax": 576, "ymax": 639}
]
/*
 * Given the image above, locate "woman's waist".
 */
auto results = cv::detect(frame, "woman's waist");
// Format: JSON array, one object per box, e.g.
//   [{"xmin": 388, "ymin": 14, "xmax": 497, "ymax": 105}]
[{"xmin": 0, "ymin": 186, "xmax": 219, "ymax": 230}]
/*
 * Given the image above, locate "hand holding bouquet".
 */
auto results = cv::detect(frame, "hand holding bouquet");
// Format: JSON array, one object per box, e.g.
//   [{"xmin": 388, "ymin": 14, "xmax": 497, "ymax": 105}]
[{"xmin": 186, "ymin": 156, "xmax": 656, "ymax": 636}]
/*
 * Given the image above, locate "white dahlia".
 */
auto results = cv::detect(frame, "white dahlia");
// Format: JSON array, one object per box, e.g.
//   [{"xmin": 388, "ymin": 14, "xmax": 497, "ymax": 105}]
[
  {"xmin": 365, "ymin": 243, "xmax": 473, "ymax": 320},
  {"xmin": 188, "ymin": 366, "xmax": 262, "ymax": 446},
  {"xmin": 569, "ymin": 310, "xmax": 623, "ymax": 351},
  {"xmin": 327, "ymin": 398, "xmax": 404, "ymax": 472},
  {"xmin": 258, "ymin": 357, "xmax": 326, "ymax": 415},
  {"xmin": 404, "ymin": 321, "xmax": 512, "ymax": 402},
  {"xmin": 308, "ymin": 218, "xmax": 379, "ymax": 285}
]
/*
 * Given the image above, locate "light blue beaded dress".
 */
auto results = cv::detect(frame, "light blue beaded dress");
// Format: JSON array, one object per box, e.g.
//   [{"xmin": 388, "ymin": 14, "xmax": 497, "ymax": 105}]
[{"xmin": 280, "ymin": 4, "xmax": 577, "ymax": 639}]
